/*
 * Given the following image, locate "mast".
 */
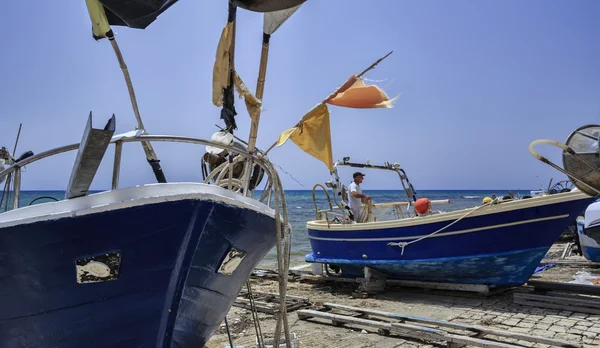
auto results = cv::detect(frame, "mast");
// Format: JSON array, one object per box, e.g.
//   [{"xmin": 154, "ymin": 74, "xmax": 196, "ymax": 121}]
[
  {"xmin": 85, "ymin": 0, "xmax": 167, "ymax": 183},
  {"xmin": 242, "ymin": 5, "xmax": 302, "ymax": 194}
]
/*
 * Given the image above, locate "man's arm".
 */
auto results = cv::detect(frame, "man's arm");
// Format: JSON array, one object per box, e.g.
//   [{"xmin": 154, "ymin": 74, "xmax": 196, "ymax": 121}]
[{"xmin": 351, "ymin": 191, "xmax": 370, "ymax": 201}]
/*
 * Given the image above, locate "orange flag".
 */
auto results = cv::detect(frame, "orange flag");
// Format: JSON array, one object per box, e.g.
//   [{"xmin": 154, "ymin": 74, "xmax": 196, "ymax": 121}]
[{"xmin": 324, "ymin": 74, "xmax": 397, "ymax": 109}]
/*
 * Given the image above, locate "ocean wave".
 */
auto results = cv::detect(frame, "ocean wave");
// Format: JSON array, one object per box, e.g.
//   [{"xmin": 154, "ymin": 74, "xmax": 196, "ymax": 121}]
[{"xmin": 461, "ymin": 195, "xmax": 481, "ymax": 199}]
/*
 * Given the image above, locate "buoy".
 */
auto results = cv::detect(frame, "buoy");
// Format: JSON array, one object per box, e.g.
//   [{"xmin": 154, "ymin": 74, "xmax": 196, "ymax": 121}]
[
  {"xmin": 482, "ymin": 197, "xmax": 492, "ymax": 204},
  {"xmin": 414, "ymin": 198, "xmax": 431, "ymax": 214}
]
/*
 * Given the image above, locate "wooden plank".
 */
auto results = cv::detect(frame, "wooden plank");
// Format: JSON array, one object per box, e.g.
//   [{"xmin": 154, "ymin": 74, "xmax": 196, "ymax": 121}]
[
  {"xmin": 533, "ymin": 290, "xmax": 600, "ymax": 302},
  {"xmin": 527, "ymin": 280, "xmax": 600, "ymax": 296},
  {"xmin": 513, "ymin": 292, "xmax": 600, "ymax": 309},
  {"xmin": 513, "ymin": 297, "xmax": 600, "ymax": 315},
  {"xmin": 322, "ymin": 302, "xmax": 581, "ymax": 347},
  {"xmin": 384, "ymin": 279, "xmax": 491, "ymax": 294},
  {"xmin": 232, "ymin": 302, "xmax": 277, "ymax": 314},
  {"xmin": 389, "ymin": 324, "xmax": 520, "ymax": 348},
  {"xmin": 298, "ymin": 309, "xmax": 392, "ymax": 330},
  {"xmin": 239, "ymin": 291, "xmax": 309, "ymax": 302},
  {"xmin": 297, "ymin": 309, "xmax": 521, "ymax": 348},
  {"xmin": 233, "ymin": 292, "xmax": 311, "ymax": 315},
  {"xmin": 298, "ymin": 274, "xmax": 358, "ymax": 284},
  {"xmin": 298, "ymin": 274, "xmax": 493, "ymax": 294},
  {"xmin": 233, "ymin": 298, "xmax": 278, "ymax": 314},
  {"xmin": 537, "ymin": 259, "xmax": 600, "ymax": 267}
]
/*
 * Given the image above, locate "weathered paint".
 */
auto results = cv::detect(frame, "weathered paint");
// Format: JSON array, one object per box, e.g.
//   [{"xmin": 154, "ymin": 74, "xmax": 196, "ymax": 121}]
[
  {"xmin": 306, "ymin": 195, "xmax": 594, "ymax": 287},
  {"xmin": 0, "ymin": 197, "xmax": 276, "ymax": 348},
  {"xmin": 307, "ymin": 247, "xmax": 548, "ymax": 287}
]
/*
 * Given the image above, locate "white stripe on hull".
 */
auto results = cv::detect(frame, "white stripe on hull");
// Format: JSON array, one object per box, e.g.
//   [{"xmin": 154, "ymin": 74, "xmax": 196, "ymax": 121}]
[
  {"xmin": 307, "ymin": 190, "xmax": 590, "ymax": 232},
  {"xmin": 0, "ymin": 183, "xmax": 275, "ymax": 229},
  {"xmin": 308, "ymin": 214, "xmax": 569, "ymax": 242}
]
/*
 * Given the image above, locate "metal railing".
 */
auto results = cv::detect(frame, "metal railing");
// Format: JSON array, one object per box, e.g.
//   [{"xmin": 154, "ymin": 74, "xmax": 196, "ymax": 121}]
[{"xmin": 0, "ymin": 134, "xmax": 276, "ymax": 211}]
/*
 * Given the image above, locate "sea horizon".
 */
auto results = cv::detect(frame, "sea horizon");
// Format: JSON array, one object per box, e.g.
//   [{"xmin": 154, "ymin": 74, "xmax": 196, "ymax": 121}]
[{"xmin": 3, "ymin": 189, "xmax": 537, "ymax": 268}]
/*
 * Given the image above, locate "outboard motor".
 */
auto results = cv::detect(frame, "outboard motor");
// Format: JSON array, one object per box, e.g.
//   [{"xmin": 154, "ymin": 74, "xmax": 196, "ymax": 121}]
[{"xmin": 202, "ymin": 131, "xmax": 264, "ymax": 191}]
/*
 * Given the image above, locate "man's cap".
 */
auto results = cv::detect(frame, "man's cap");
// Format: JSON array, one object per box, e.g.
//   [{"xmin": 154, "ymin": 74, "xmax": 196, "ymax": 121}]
[{"xmin": 353, "ymin": 172, "xmax": 366, "ymax": 178}]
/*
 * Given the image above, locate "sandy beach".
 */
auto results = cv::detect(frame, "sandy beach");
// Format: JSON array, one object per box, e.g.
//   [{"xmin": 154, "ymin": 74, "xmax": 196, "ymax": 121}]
[{"xmin": 205, "ymin": 243, "xmax": 600, "ymax": 348}]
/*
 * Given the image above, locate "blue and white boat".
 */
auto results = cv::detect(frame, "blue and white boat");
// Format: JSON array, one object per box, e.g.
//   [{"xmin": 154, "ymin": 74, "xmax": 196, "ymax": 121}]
[
  {"xmin": 576, "ymin": 199, "xmax": 600, "ymax": 262},
  {"xmin": 305, "ymin": 125, "xmax": 600, "ymax": 288},
  {"xmin": 305, "ymin": 158, "xmax": 594, "ymax": 288},
  {"xmin": 0, "ymin": 174, "xmax": 278, "ymax": 347},
  {"xmin": 0, "ymin": 0, "xmax": 306, "ymax": 347}
]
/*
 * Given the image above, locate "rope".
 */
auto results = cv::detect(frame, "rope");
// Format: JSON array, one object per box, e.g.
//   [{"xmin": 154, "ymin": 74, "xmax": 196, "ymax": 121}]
[
  {"xmin": 387, "ymin": 198, "xmax": 499, "ymax": 256},
  {"xmin": 245, "ymin": 279, "xmax": 265, "ymax": 348},
  {"xmin": 206, "ymin": 153, "xmax": 292, "ymax": 347},
  {"xmin": 224, "ymin": 316, "xmax": 235, "ymax": 348},
  {"xmin": 260, "ymin": 156, "xmax": 292, "ymax": 348}
]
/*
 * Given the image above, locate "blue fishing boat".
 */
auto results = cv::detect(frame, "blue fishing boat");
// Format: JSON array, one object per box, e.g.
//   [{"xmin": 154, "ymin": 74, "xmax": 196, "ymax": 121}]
[
  {"xmin": 0, "ymin": 0, "xmax": 305, "ymax": 347},
  {"xmin": 304, "ymin": 124, "xmax": 600, "ymax": 288},
  {"xmin": 0, "ymin": 177, "xmax": 278, "ymax": 347}
]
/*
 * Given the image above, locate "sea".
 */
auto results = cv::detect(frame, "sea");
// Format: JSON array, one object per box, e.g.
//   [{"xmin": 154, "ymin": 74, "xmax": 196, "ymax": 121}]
[{"xmin": 5, "ymin": 189, "xmax": 532, "ymax": 269}]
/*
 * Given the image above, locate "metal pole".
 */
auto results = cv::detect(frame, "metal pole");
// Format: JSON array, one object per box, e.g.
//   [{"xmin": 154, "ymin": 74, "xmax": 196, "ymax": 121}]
[
  {"xmin": 2, "ymin": 174, "xmax": 11, "ymax": 212},
  {"xmin": 112, "ymin": 141, "xmax": 123, "ymax": 190},
  {"xmin": 1, "ymin": 123, "xmax": 21, "ymax": 211},
  {"xmin": 12, "ymin": 168, "xmax": 20, "ymax": 210},
  {"xmin": 12, "ymin": 123, "xmax": 22, "ymax": 157},
  {"xmin": 108, "ymin": 35, "xmax": 167, "ymax": 184}
]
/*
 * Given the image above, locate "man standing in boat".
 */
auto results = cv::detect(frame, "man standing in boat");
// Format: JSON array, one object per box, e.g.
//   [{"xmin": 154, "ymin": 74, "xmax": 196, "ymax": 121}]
[{"xmin": 348, "ymin": 172, "xmax": 370, "ymax": 222}]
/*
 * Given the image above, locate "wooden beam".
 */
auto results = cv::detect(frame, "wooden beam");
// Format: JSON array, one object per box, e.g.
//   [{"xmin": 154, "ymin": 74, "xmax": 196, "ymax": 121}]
[
  {"xmin": 233, "ymin": 298, "xmax": 278, "ymax": 314},
  {"xmin": 513, "ymin": 292, "xmax": 600, "ymax": 309},
  {"xmin": 297, "ymin": 309, "xmax": 521, "ymax": 348},
  {"xmin": 384, "ymin": 279, "xmax": 491, "ymax": 294},
  {"xmin": 513, "ymin": 297, "xmax": 600, "ymax": 315},
  {"xmin": 528, "ymin": 280, "xmax": 600, "ymax": 296},
  {"xmin": 321, "ymin": 303, "xmax": 581, "ymax": 347},
  {"xmin": 536, "ymin": 259, "xmax": 600, "ymax": 268}
]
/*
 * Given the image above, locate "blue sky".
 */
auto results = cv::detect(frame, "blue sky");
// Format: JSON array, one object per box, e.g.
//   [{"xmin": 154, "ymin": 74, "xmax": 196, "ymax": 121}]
[{"xmin": 2, "ymin": 0, "xmax": 600, "ymax": 191}]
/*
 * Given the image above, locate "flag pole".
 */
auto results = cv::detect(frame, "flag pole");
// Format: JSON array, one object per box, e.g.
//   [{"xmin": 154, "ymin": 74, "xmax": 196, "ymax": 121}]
[
  {"xmin": 85, "ymin": 0, "xmax": 166, "ymax": 183},
  {"xmin": 356, "ymin": 50, "xmax": 393, "ymax": 78},
  {"xmin": 263, "ymin": 51, "xmax": 394, "ymax": 156},
  {"xmin": 245, "ymin": 34, "xmax": 270, "ymax": 155},
  {"xmin": 220, "ymin": 2, "xmax": 238, "ymax": 133},
  {"xmin": 243, "ymin": 6, "xmax": 302, "ymax": 194},
  {"xmin": 108, "ymin": 34, "xmax": 167, "ymax": 183}
]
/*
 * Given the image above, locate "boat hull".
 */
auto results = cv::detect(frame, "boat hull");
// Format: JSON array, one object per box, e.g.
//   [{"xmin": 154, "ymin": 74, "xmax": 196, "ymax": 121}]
[
  {"xmin": 305, "ymin": 191, "xmax": 594, "ymax": 287},
  {"xmin": 579, "ymin": 200, "xmax": 600, "ymax": 262},
  {"xmin": 578, "ymin": 218, "xmax": 600, "ymax": 262},
  {"xmin": 0, "ymin": 184, "xmax": 276, "ymax": 348}
]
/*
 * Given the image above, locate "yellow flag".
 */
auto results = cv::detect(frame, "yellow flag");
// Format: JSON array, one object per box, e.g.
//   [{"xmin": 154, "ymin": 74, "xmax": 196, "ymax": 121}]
[
  {"xmin": 212, "ymin": 22, "xmax": 233, "ymax": 106},
  {"xmin": 233, "ymin": 72, "xmax": 262, "ymax": 121},
  {"xmin": 85, "ymin": 0, "xmax": 112, "ymax": 39},
  {"xmin": 277, "ymin": 104, "xmax": 333, "ymax": 171}
]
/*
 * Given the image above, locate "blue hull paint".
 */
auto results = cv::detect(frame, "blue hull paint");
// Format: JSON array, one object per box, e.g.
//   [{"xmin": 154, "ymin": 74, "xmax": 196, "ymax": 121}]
[
  {"xmin": 582, "ymin": 246, "xmax": 600, "ymax": 262},
  {"xmin": 0, "ymin": 199, "xmax": 275, "ymax": 348},
  {"xmin": 306, "ymin": 247, "xmax": 548, "ymax": 286},
  {"xmin": 306, "ymin": 196, "xmax": 594, "ymax": 287}
]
